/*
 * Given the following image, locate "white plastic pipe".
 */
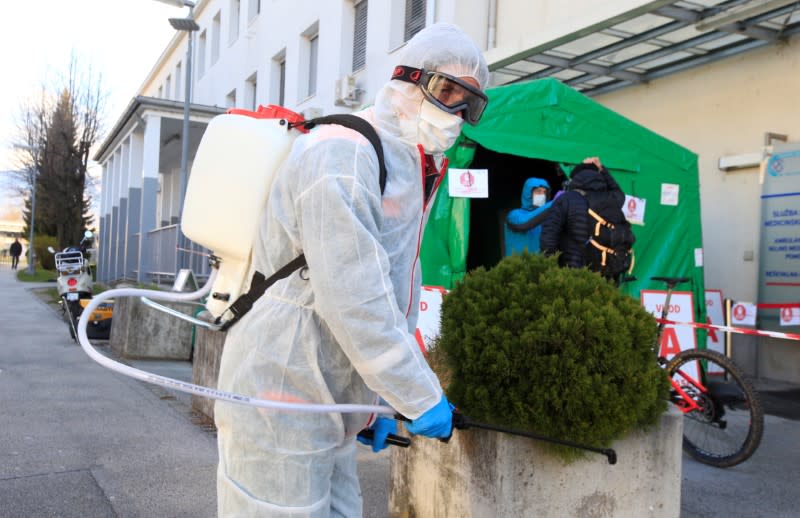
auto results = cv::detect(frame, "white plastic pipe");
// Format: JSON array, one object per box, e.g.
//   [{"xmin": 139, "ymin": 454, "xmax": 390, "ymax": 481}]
[{"xmin": 76, "ymin": 270, "xmax": 395, "ymax": 416}]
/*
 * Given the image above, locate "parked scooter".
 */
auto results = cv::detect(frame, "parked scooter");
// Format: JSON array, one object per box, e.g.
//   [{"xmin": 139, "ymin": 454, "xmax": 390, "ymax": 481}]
[{"xmin": 48, "ymin": 231, "xmax": 112, "ymax": 340}]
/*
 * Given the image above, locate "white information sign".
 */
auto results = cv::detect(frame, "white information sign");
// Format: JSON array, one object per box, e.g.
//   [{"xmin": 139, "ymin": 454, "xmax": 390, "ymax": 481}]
[
  {"xmin": 731, "ymin": 301, "xmax": 757, "ymax": 327},
  {"xmin": 448, "ymin": 168, "xmax": 489, "ymax": 198},
  {"xmin": 661, "ymin": 183, "xmax": 680, "ymax": 206},
  {"xmin": 623, "ymin": 195, "xmax": 646, "ymax": 225},
  {"xmin": 415, "ymin": 286, "xmax": 447, "ymax": 351},
  {"xmin": 642, "ymin": 290, "xmax": 698, "ymax": 380},
  {"xmin": 779, "ymin": 307, "xmax": 800, "ymax": 326}
]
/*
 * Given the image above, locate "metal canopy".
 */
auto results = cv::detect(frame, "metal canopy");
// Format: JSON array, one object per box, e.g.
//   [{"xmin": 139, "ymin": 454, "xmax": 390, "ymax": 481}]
[{"xmin": 490, "ymin": 0, "xmax": 800, "ymax": 96}]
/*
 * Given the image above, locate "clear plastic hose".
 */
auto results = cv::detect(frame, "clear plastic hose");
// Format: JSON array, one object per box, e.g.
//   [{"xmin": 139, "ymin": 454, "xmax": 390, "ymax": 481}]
[{"xmin": 76, "ymin": 270, "xmax": 395, "ymax": 416}]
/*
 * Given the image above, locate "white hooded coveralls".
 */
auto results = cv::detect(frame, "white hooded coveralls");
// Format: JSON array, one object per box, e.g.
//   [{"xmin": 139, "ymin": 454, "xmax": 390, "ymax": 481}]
[{"xmin": 215, "ymin": 23, "xmax": 489, "ymax": 517}]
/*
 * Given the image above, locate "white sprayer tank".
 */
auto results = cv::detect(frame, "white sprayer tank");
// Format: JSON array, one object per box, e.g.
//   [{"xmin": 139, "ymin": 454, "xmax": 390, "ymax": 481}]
[{"xmin": 181, "ymin": 112, "xmax": 298, "ymax": 317}]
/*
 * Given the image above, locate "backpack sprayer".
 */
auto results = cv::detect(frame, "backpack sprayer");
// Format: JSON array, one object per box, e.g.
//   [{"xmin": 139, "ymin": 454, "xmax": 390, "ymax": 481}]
[{"xmin": 76, "ymin": 105, "xmax": 616, "ymax": 464}]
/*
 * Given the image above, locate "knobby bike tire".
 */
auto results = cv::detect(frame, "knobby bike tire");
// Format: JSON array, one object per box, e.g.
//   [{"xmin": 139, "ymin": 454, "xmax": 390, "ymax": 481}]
[{"xmin": 667, "ymin": 349, "xmax": 763, "ymax": 468}]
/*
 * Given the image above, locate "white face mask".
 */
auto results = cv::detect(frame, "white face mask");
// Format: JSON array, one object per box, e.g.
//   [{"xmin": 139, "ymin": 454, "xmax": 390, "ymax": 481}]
[
  {"xmin": 532, "ymin": 194, "xmax": 547, "ymax": 207},
  {"xmin": 417, "ymin": 99, "xmax": 464, "ymax": 154}
]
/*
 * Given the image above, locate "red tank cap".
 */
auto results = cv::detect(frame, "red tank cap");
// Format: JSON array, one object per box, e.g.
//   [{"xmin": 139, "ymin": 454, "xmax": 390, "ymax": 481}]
[{"xmin": 226, "ymin": 105, "xmax": 310, "ymax": 132}]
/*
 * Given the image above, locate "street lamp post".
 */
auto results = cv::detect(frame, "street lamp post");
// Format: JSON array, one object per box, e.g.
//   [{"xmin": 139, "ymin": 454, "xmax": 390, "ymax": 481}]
[
  {"xmin": 26, "ymin": 163, "xmax": 37, "ymax": 275},
  {"xmin": 155, "ymin": 0, "xmax": 198, "ymax": 271}
]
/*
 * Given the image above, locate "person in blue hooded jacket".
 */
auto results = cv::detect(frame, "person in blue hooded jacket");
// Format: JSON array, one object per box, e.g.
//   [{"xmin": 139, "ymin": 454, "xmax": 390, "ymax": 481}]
[{"xmin": 504, "ymin": 177, "xmax": 551, "ymax": 256}]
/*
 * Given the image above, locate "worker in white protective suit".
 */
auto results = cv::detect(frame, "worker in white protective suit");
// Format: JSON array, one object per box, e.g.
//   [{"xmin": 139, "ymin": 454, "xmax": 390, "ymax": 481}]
[{"xmin": 214, "ymin": 22, "xmax": 489, "ymax": 517}]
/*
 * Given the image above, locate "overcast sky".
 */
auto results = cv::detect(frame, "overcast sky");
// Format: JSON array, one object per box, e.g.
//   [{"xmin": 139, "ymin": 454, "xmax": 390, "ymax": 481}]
[{"xmin": 0, "ymin": 0, "xmax": 180, "ymax": 214}]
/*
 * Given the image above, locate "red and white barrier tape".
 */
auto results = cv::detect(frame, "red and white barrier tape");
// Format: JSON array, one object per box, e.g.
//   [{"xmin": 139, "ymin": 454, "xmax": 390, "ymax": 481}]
[{"xmin": 656, "ymin": 318, "xmax": 800, "ymax": 342}]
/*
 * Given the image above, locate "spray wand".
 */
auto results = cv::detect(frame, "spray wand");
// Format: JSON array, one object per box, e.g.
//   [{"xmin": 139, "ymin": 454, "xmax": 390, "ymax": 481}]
[{"xmin": 360, "ymin": 412, "xmax": 617, "ymax": 465}]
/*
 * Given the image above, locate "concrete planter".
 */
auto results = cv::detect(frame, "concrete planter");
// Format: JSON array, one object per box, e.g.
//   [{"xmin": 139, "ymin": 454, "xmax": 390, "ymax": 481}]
[
  {"xmin": 390, "ymin": 406, "xmax": 683, "ymax": 518},
  {"xmin": 191, "ymin": 326, "xmax": 226, "ymax": 420},
  {"xmin": 109, "ymin": 294, "xmax": 195, "ymax": 360}
]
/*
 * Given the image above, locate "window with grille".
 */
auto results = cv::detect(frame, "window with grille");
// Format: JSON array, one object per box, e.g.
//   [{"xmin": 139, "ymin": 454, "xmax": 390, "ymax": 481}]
[
  {"xmin": 352, "ymin": 0, "xmax": 367, "ymax": 72},
  {"xmin": 404, "ymin": 0, "xmax": 426, "ymax": 42}
]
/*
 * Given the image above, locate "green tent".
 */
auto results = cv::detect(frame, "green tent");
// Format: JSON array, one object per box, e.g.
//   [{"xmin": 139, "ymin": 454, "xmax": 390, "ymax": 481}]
[{"xmin": 421, "ymin": 78, "xmax": 706, "ymax": 323}]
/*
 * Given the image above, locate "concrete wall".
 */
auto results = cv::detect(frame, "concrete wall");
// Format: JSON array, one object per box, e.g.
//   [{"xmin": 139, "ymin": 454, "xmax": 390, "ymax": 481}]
[
  {"xmin": 191, "ymin": 326, "xmax": 226, "ymax": 420},
  {"xmin": 109, "ymin": 294, "xmax": 195, "ymax": 360},
  {"xmin": 390, "ymin": 406, "xmax": 683, "ymax": 518}
]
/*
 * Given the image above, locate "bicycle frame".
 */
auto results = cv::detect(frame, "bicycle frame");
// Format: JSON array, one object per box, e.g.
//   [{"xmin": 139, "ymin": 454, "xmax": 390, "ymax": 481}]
[{"xmin": 656, "ymin": 279, "xmax": 704, "ymax": 414}]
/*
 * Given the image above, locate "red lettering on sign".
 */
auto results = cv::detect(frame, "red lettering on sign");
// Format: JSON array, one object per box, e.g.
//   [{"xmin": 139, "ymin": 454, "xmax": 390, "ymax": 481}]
[
  {"xmin": 706, "ymin": 299, "xmax": 714, "ymax": 307},
  {"xmin": 627, "ymin": 198, "xmax": 637, "ymax": 212},
  {"xmin": 781, "ymin": 307, "xmax": 793, "ymax": 322},
  {"xmin": 659, "ymin": 327, "xmax": 682, "ymax": 358},
  {"xmin": 420, "ymin": 301, "xmax": 428, "ymax": 311},
  {"xmin": 733, "ymin": 304, "xmax": 746, "ymax": 321},
  {"xmin": 656, "ymin": 304, "xmax": 680, "ymax": 314}
]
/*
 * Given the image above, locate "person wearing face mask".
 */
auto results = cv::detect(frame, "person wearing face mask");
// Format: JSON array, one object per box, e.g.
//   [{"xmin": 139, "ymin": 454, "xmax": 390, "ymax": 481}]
[
  {"xmin": 504, "ymin": 177, "xmax": 552, "ymax": 256},
  {"xmin": 213, "ymin": 23, "xmax": 488, "ymax": 517}
]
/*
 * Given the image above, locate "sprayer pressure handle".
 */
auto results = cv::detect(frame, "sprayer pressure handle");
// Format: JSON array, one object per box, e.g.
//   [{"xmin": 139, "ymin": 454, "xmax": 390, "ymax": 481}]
[{"xmin": 356, "ymin": 429, "xmax": 411, "ymax": 448}]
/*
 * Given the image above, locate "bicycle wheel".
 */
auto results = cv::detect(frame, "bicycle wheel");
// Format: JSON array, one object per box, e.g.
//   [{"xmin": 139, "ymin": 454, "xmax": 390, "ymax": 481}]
[{"xmin": 667, "ymin": 349, "xmax": 763, "ymax": 468}]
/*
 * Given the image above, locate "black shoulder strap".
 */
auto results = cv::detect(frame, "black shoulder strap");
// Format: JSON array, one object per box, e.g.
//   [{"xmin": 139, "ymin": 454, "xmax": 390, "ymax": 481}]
[{"xmin": 217, "ymin": 114, "xmax": 387, "ymax": 331}]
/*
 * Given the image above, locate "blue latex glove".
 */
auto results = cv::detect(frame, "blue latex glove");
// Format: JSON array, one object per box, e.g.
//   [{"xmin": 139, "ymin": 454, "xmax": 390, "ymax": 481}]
[
  {"xmin": 356, "ymin": 416, "xmax": 397, "ymax": 452},
  {"xmin": 404, "ymin": 395, "xmax": 454, "ymax": 439}
]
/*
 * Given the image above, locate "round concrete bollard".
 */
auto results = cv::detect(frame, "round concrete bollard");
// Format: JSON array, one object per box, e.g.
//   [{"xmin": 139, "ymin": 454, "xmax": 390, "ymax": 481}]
[{"xmin": 390, "ymin": 405, "xmax": 683, "ymax": 518}]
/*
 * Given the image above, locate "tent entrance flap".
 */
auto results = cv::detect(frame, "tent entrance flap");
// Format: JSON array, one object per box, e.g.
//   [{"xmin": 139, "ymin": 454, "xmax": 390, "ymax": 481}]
[{"xmin": 466, "ymin": 146, "xmax": 565, "ymax": 272}]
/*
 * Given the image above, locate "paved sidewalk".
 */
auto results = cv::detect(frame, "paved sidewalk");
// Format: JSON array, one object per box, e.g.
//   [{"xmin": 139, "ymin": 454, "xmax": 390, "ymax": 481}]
[{"xmin": 0, "ymin": 265, "xmax": 391, "ymax": 517}]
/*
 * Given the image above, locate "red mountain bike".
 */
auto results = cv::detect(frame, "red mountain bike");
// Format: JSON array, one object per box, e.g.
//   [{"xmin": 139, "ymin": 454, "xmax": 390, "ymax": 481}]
[{"xmin": 652, "ymin": 276, "xmax": 763, "ymax": 468}]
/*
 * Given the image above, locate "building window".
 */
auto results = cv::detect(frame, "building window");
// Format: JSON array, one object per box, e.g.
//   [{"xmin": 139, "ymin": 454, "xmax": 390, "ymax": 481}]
[
  {"xmin": 197, "ymin": 30, "xmax": 207, "ymax": 77},
  {"xmin": 175, "ymin": 62, "xmax": 183, "ymax": 100},
  {"xmin": 404, "ymin": 0, "xmax": 426, "ymax": 41},
  {"xmin": 211, "ymin": 11, "xmax": 221, "ymax": 65},
  {"xmin": 352, "ymin": 0, "xmax": 367, "ymax": 72},
  {"xmin": 226, "ymin": 89, "xmax": 237, "ymax": 108},
  {"xmin": 165, "ymin": 75, "xmax": 172, "ymax": 100},
  {"xmin": 245, "ymin": 73, "xmax": 258, "ymax": 110},
  {"xmin": 271, "ymin": 49, "xmax": 286, "ymax": 106},
  {"xmin": 308, "ymin": 34, "xmax": 318, "ymax": 97},
  {"xmin": 157, "ymin": 85, "xmax": 163, "ymax": 98},
  {"xmin": 279, "ymin": 60, "xmax": 286, "ymax": 106},
  {"xmin": 230, "ymin": 0, "xmax": 240, "ymax": 43},
  {"xmin": 248, "ymin": 0, "xmax": 260, "ymax": 21}
]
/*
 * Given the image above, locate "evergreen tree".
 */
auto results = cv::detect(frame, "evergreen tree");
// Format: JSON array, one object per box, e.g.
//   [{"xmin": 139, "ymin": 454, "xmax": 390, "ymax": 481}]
[{"xmin": 16, "ymin": 54, "xmax": 104, "ymax": 249}]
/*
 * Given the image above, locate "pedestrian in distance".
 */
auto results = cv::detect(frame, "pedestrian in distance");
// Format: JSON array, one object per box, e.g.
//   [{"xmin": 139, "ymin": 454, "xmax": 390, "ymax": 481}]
[
  {"xmin": 213, "ymin": 23, "xmax": 489, "ymax": 517},
  {"xmin": 9, "ymin": 237, "xmax": 23, "ymax": 270}
]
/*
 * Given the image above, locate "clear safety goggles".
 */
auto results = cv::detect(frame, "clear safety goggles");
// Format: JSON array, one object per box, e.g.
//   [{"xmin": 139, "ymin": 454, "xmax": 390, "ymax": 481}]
[{"xmin": 391, "ymin": 65, "xmax": 488, "ymax": 125}]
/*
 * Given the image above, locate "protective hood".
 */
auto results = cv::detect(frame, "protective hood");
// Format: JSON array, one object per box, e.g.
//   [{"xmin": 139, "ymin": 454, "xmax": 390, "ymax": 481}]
[
  {"xmin": 373, "ymin": 23, "xmax": 488, "ymax": 154},
  {"xmin": 520, "ymin": 177, "xmax": 550, "ymax": 210}
]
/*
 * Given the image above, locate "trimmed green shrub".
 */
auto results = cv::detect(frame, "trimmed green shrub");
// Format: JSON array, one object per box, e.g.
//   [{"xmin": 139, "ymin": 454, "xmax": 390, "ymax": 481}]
[{"xmin": 432, "ymin": 252, "xmax": 668, "ymax": 461}]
